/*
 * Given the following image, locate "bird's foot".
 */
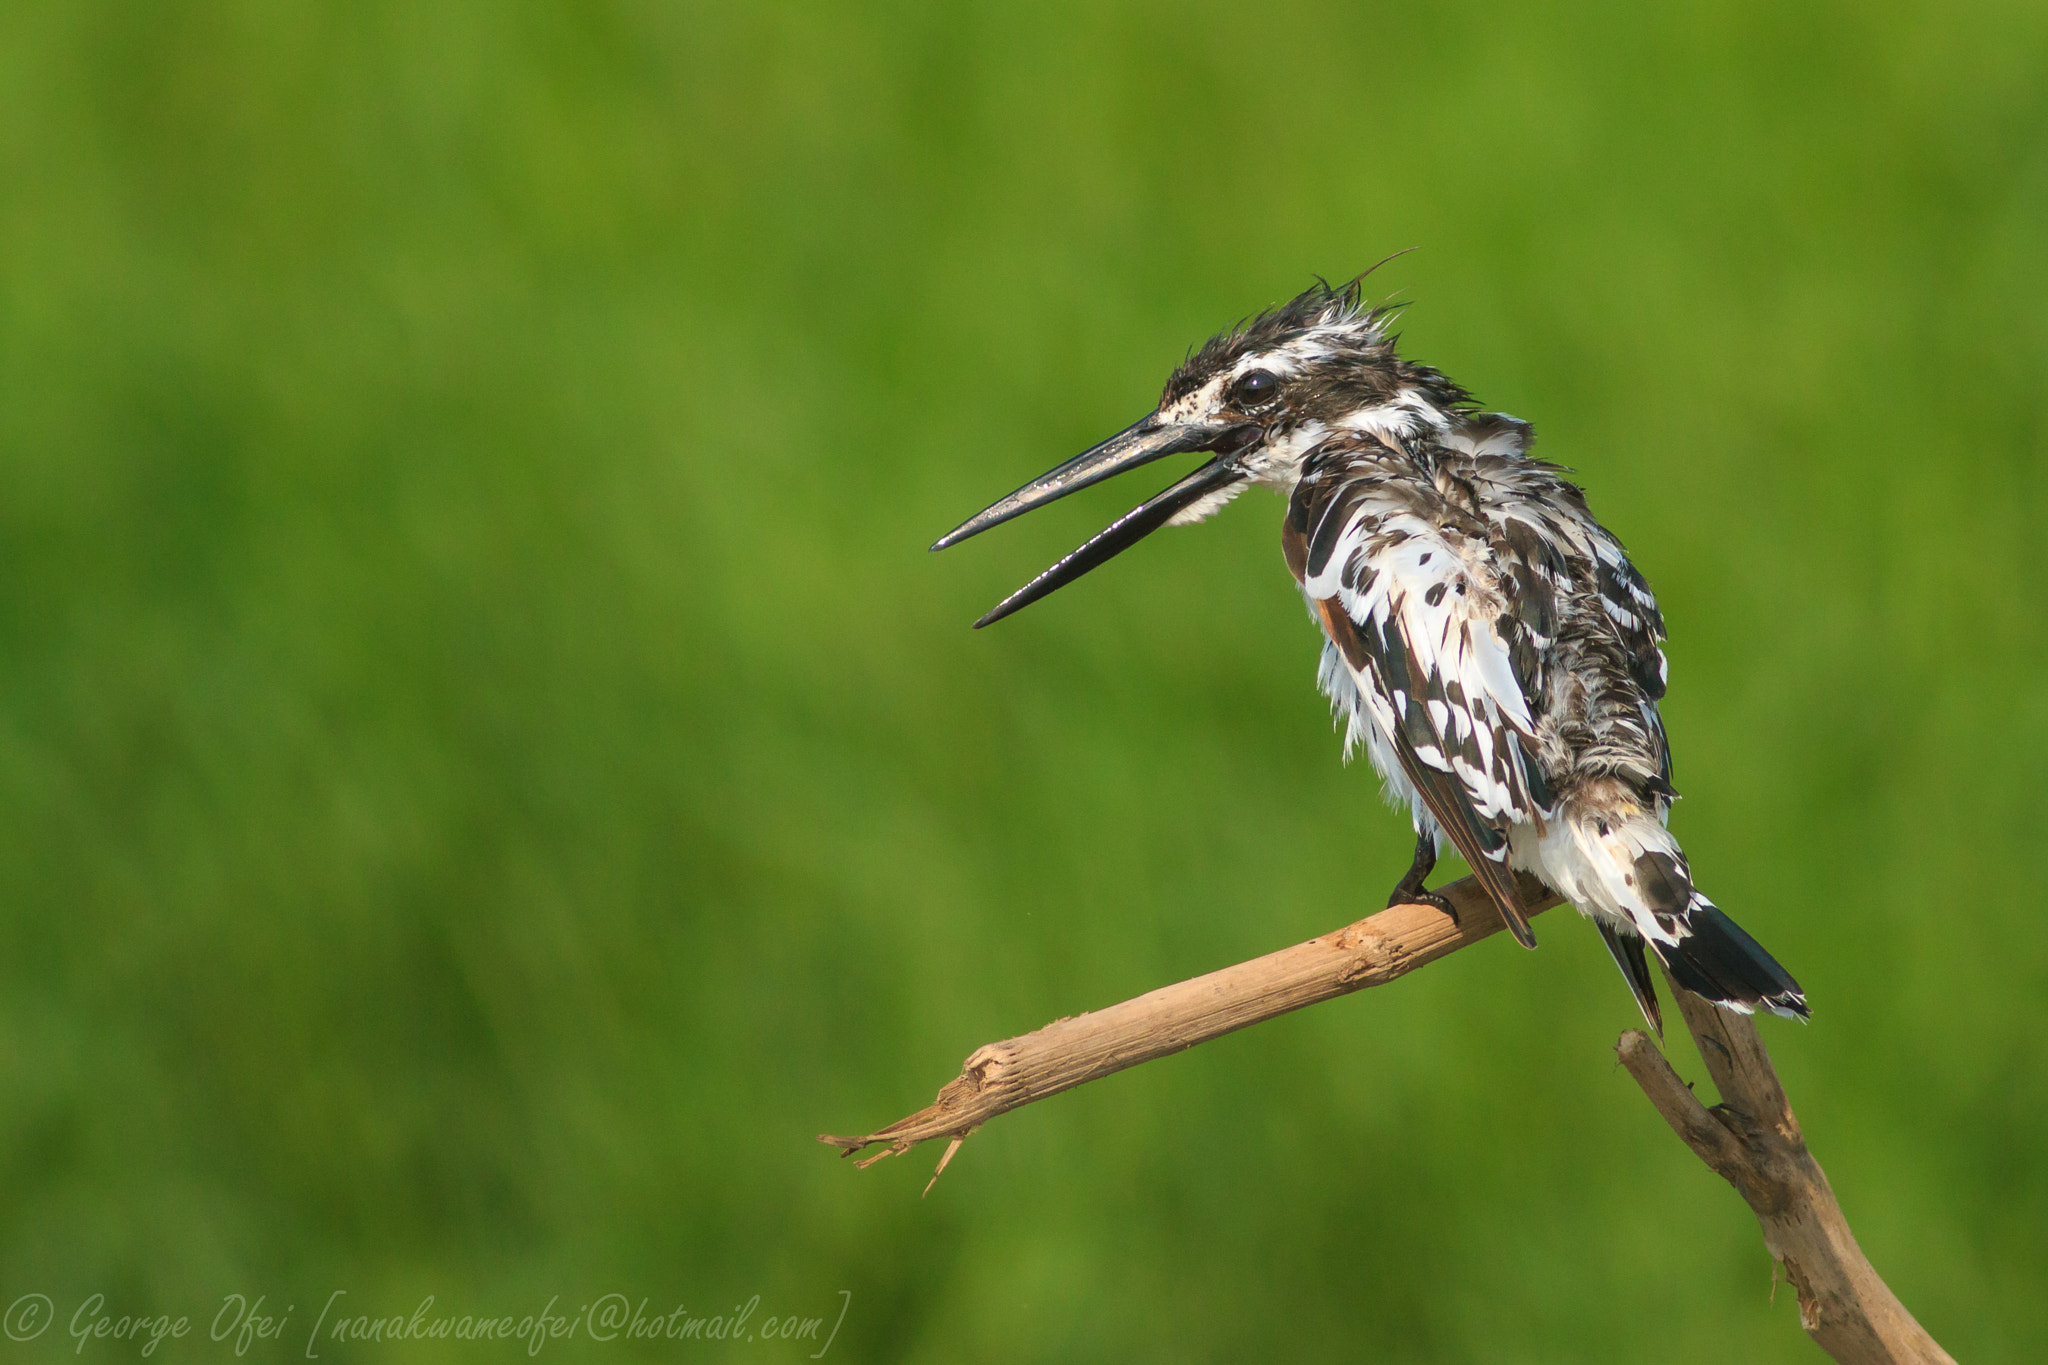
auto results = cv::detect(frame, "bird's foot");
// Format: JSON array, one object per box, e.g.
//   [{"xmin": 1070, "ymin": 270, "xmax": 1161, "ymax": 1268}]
[{"xmin": 1387, "ymin": 879, "xmax": 1459, "ymax": 924}]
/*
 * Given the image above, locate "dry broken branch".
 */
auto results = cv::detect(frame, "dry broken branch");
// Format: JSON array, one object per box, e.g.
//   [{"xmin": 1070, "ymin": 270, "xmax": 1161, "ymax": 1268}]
[
  {"xmin": 822, "ymin": 871, "xmax": 1952, "ymax": 1364},
  {"xmin": 819, "ymin": 871, "xmax": 1558, "ymax": 1164},
  {"xmin": 1618, "ymin": 984, "xmax": 1955, "ymax": 1365}
]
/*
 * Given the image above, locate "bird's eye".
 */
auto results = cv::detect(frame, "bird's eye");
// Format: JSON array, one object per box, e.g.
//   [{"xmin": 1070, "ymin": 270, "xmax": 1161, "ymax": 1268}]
[{"xmin": 1234, "ymin": 370, "xmax": 1280, "ymax": 406}]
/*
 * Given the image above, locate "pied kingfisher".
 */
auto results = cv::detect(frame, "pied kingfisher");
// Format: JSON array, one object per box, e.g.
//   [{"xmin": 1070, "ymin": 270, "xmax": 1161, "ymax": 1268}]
[{"xmin": 932, "ymin": 277, "xmax": 1807, "ymax": 1030}]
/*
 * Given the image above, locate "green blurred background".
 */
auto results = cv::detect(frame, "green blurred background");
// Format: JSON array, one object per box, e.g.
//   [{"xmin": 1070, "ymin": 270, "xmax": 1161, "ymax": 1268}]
[{"xmin": 0, "ymin": 1, "xmax": 2042, "ymax": 1360}]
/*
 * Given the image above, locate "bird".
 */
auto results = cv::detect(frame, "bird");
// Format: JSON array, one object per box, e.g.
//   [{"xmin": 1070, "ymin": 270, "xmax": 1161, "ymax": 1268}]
[{"xmin": 930, "ymin": 274, "xmax": 1807, "ymax": 1032}]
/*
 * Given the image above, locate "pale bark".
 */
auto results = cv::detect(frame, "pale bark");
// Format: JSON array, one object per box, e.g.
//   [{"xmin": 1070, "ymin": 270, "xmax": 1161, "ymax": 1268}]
[
  {"xmin": 820, "ymin": 873, "xmax": 1556, "ymax": 1165},
  {"xmin": 1618, "ymin": 984, "xmax": 1955, "ymax": 1364},
  {"xmin": 822, "ymin": 873, "xmax": 1952, "ymax": 1363}
]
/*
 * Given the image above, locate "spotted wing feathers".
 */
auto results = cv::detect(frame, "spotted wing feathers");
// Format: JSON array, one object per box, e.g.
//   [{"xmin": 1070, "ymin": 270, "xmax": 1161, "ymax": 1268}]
[{"xmin": 1292, "ymin": 466, "xmax": 1547, "ymax": 947}]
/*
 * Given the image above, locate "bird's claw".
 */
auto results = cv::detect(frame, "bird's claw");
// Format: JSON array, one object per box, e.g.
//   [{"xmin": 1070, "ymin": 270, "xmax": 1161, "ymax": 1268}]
[{"xmin": 1387, "ymin": 882, "xmax": 1460, "ymax": 924}]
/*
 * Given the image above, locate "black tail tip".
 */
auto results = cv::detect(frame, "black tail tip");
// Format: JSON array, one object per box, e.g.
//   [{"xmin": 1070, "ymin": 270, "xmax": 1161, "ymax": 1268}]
[{"xmin": 1657, "ymin": 901, "xmax": 1810, "ymax": 1022}]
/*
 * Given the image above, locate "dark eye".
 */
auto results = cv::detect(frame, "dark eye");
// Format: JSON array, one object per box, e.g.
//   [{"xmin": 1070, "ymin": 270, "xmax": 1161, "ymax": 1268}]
[{"xmin": 1233, "ymin": 369, "xmax": 1280, "ymax": 406}]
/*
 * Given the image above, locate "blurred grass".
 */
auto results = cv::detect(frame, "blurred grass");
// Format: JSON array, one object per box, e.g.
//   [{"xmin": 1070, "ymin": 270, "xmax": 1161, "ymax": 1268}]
[{"xmin": 0, "ymin": 0, "xmax": 2043, "ymax": 1359}]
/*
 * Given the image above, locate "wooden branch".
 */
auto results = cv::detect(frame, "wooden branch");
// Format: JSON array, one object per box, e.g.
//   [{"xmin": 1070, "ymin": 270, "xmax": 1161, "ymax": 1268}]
[
  {"xmin": 1617, "ymin": 983, "xmax": 1955, "ymax": 1365},
  {"xmin": 819, "ymin": 872, "xmax": 1559, "ymax": 1168},
  {"xmin": 823, "ymin": 873, "xmax": 1953, "ymax": 1363}
]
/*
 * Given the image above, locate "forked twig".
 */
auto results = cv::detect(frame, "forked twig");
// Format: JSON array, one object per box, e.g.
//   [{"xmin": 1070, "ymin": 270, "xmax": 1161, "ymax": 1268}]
[
  {"xmin": 1618, "ymin": 983, "xmax": 1954, "ymax": 1364},
  {"xmin": 823, "ymin": 873, "xmax": 1952, "ymax": 1363}
]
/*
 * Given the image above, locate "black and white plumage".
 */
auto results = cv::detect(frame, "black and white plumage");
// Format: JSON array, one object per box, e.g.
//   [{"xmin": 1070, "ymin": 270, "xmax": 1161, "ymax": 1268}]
[{"xmin": 934, "ymin": 277, "xmax": 1807, "ymax": 1030}]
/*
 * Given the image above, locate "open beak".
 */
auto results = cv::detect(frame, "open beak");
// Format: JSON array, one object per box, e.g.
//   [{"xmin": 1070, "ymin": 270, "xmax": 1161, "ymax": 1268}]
[{"xmin": 932, "ymin": 415, "xmax": 1253, "ymax": 628}]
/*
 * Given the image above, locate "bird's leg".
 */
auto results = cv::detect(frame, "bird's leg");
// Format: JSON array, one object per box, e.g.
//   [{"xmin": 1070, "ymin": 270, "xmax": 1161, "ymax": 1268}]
[{"xmin": 1387, "ymin": 828, "xmax": 1459, "ymax": 922}]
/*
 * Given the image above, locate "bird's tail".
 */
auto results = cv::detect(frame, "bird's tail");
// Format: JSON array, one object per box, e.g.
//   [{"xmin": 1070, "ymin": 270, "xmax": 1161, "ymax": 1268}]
[
  {"xmin": 1653, "ymin": 893, "xmax": 1809, "ymax": 1021},
  {"xmin": 1551, "ymin": 807, "xmax": 1808, "ymax": 1022}
]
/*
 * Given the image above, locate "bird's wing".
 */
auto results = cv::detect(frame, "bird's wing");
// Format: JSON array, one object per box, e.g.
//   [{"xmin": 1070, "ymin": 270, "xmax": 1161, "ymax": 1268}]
[
  {"xmin": 1581, "ymin": 523, "xmax": 1676, "ymax": 792},
  {"xmin": 1285, "ymin": 461, "xmax": 1548, "ymax": 947},
  {"xmin": 1478, "ymin": 456, "xmax": 1674, "ymax": 792},
  {"xmin": 1585, "ymin": 523, "xmax": 1669, "ymax": 701},
  {"xmin": 1452, "ymin": 421, "xmax": 1669, "ymax": 704}
]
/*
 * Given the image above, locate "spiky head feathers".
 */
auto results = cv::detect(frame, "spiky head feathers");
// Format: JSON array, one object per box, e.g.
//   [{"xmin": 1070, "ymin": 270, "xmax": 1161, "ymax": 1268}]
[
  {"xmin": 1163, "ymin": 277, "xmax": 1397, "ymax": 406},
  {"xmin": 1152, "ymin": 278, "xmax": 1475, "ymax": 494}
]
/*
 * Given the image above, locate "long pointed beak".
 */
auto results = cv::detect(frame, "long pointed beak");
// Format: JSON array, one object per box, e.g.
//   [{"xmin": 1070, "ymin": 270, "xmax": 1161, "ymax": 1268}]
[
  {"xmin": 930, "ymin": 415, "xmax": 1253, "ymax": 628},
  {"xmin": 931, "ymin": 416, "xmax": 1237, "ymax": 551},
  {"xmin": 967, "ymin": 454, "xmax": 1249, "ymax": 627}
]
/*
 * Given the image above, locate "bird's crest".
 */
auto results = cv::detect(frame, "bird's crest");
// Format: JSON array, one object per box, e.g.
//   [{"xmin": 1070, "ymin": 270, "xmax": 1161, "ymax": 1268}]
[{"xmin": 1163, "ymin": 272, "xmax": 1403, "ymax": 405}]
